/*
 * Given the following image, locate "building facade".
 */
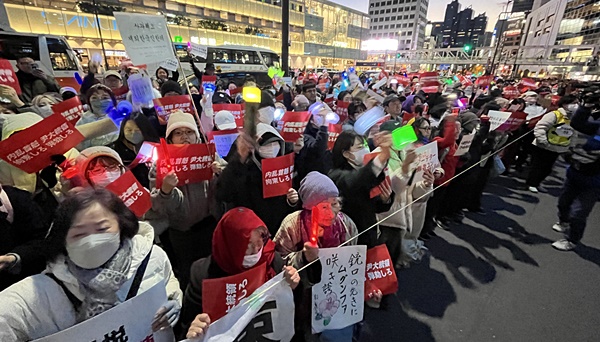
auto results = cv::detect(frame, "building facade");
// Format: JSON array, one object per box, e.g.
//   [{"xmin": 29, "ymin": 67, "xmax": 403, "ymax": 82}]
[
  {"xmin": 437, "ymin": 0, "xmax": 488, "ymax": 48},
  {"xmin": 2, "ymin": 0, "xmax": 368, "ymax": 69},
  {"xmin": 367, "ymin": 0, "xmax": 429, "ymax": 51},
  {"xmin": 511, "ymin": 0, "xmax": 535, "ymax": 12}
]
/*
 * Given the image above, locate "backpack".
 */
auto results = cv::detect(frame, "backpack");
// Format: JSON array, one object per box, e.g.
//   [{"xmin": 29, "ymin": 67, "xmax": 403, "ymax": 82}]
[{"xmin": 547, "ymin": 110, "xmax": 574, "ymax": 147}]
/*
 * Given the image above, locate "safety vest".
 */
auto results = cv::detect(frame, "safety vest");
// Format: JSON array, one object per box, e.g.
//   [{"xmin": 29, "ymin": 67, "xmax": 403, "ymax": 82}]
[{"xmin": 547, "ymin": 110, "xmax": 574, "ymax": 147}]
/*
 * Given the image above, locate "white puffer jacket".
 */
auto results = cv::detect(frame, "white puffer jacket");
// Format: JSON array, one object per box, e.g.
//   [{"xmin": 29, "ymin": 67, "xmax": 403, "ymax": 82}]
[{"xmin": 0, "ymin": 222, "xmax": 181, "ymax": 341}]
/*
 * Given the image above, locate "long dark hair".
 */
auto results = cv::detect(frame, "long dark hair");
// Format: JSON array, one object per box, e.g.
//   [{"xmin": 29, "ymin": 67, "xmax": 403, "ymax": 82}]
[
  {"xmin": 44, "ymin": 188, "xmax": 139, "ymax": 261},
  {"xmin": 118, "ymin": 112, "xmax": 160, "ymax": 146},
  {"xmin": 412, "ymin": 117, "xmax": 431, "ymax": 142},
  {"xmin": 332, "ymin": 131, "xmax": 362, "ymax": 169}
]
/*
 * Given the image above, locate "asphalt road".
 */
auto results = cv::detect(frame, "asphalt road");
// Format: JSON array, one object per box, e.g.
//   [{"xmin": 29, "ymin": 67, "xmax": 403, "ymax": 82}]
[{"xmin": 360, "ymin": 164, "xmax": 600, "ymax": 342}]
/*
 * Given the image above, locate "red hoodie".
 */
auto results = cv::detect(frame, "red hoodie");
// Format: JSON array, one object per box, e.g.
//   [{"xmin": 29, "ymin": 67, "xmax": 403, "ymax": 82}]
[{"xmin": 433, "ymin": 119, "xmax": 459, "ymax": 187}]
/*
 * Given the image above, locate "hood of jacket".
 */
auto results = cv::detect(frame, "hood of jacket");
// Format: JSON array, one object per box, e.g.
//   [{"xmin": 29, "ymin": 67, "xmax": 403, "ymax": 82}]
[{"xmin": 256, "ymin": 123, "xmax": 285, "ymax": 157}]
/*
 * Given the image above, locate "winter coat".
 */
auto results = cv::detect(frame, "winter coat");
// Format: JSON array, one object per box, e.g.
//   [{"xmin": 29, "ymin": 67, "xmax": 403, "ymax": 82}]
[
  {"xmin": 76, "ymin": 110, "xmax": 119, "ymax": 150},
  {"xmin": 0, "ymin": 185, "xmax": 48, "ymax": 291},
  {"xmin": 109, "ymin": 139, "xmax": 151, "ymax": 189},
  {"xmin": 533, "ymin": 108, "xmax": 572, "ymax": 153},
  {"xmin": 433, "ymin": 120, "xmax": 459, "ymax": 186},
  {"xmin": 0, "ymin": 222, "xmax": 181, "ymax": 341},
  {"xmin": 295, "ymin": 124, "xmax": 330, "ymax": 188},
  {"xmin": 16, "ymin": 70, "xmax": 60, "ymax": 104}
]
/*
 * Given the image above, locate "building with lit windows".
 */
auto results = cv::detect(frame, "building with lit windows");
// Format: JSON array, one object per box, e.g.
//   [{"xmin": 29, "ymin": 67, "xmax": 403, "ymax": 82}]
[
  {"xmin": 1, "ymin": 0, "xmax": 368, "ymax": 70},
  {"xmin": 367, "ymin": 0, "xmax": 429, "ymax": 51}
]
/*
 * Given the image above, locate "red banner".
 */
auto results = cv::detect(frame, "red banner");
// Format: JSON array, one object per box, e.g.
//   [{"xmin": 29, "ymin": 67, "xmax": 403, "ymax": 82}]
[
  {"xmin": 105, "ymin": 171, "xmax": 152, "ymax": 217},
  {"xmin": 497, "ymin": 111, "xmax": 528, "ymax": 132},
  {"xmin": 262, "ymin": 153, "xmax": 294, "ymax": 198},
  {"xmin": 324, "ymin": 94, "xmax": 335, "ymax": 107},
  {"xmin": 202, "ymin": 264, "xmax": 266, "ymax": 322},
  {"xmin": 458, "ymin": 75, "xmax": 472, "ymax": 87},
  {"xmin": 364, "ymin": 152, "xmax": 391, "ymax": 199},
  {"xmin": 280, "ymin": 111, "xmax": 310, "ymax": 142},
  {"xmin": 327, "ymin": 123, "xmax": 343, "ymax": 151},
  {"xmin": 365, "ymin": 244, "xmax": 398, "ymax": 301},
  {"xmin": 0, "ymin": 59, "xmax": 21, "ymax": 95},
  {"xmin": 212, "ymin": 103, "xmax": 244, "ymax": 128},
  {"xmin": 394, "ymin": 75, "xmax": 410, "ymax": 87},
  {"xmin": 153, "ymin": 95, "xmax": 194, "ymax": 125},
  {"xmin": 503, "ymin": 86, "xmax": 520, "ymax": 99},
  {"xmin": 475, "ymin": 75, "xmax": 493, "ymax": 88},
  {"xmin": 112, "ymin": 85, "xmax": 129, "ymax": 102},
  {"xmin": 51, "ymin": 96, "xmax": 84, "ymax": 126},
  {"xmin": 401, "ymin": 112, "xmax": 416, "ymax": 125},
  {"xmin": 520, "ymin": 78, "xmax": 538, "ymax": 89},
  {"xmin": 207, "ymin": 129, "xmax": 239, "ymax": 158},
  {"xmin": 335, "ymin": 101, "xmax": 350, "ymax": 124},
  {"xmin": 201, "ymin": 75, "xmax": 217, "ymax": 89},
  {"xmin": 155, "ymin": 143, "xmax": 215, "ymax": 189},
  {"xmin": 0, "ymin": 114, "xmax": 84, "ymax": 173}
]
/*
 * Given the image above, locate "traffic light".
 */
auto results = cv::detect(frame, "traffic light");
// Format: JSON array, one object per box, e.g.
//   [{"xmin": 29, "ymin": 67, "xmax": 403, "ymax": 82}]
[
  {"xmin": 396, "ymin": 52, "xmax": 401, "ymax": 58},
  {"xmin": 463, "ymin": 44, "xmax": 472, "ymax": 52}
]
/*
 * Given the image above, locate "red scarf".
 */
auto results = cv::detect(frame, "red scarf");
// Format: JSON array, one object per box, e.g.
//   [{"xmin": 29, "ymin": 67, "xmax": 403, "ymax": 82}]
[{"xmin": 212, "ymin": 207, "xmax": 276, "ymax": 280}]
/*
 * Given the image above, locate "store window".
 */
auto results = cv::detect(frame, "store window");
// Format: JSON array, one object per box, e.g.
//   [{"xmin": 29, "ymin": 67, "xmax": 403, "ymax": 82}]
[
  {"xmin": 47, "ymin": 37, "xmax": 78, "ymax": 71},
  {"xmin": 0, "ymin": 34, "xmax": 40, "ymax": 60}
]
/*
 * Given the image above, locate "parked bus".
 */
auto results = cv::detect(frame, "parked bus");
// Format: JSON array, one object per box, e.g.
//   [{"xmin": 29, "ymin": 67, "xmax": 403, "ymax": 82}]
[
  {"xmin": 0, "ymin": 32, "xmax": 84, "ymax": 89},
  {"xmin": 173, "ymin": 43, "xmax": 281, "ymax": 72}
]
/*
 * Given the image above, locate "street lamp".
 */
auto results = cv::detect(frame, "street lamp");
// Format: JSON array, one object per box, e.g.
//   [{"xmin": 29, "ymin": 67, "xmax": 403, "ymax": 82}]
[{"xmin": 393, "ymin": 30, "xmax": 401, "ymax": 72}]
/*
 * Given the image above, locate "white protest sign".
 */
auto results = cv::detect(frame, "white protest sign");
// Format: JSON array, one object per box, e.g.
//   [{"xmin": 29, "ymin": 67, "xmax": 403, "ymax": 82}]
[
  {"xmin": 366, "ymin": 89, "xmax": 385, "ymax": 104},
  {"xmin": 34, "ymin": 282, "xmax": 173, "ymax": 342},
  {"xmin": 488, "ymin": 110, "xmax": 512, "ymax": 131},
  {"xmin": 193, "ymin": 273, "xmax": 295, "ymax": 342},
  {"xmin": 114, "ymin": 13, "xmax": 176, "ymax": 65},
  {"xmin": 312, "ymin": 245, "xmax": 367, "ymax": 334},
  {"xmin": 189, "ymin": 42, "xmax": 208, "ymax": 59},
  {"xmin": 282, "ymin": 77, "xmax": 293, "ymax": 87},
  {"xmin": 160, "ymin": 58, "xmax": 179, "ymax": 72},
  {"xmin": 413, "ymin": 141, "xmax": 440, "ymax": 183},
  {"xmin": 454, "ymin": 133, "xmax": 475, "ymax": 157},
  {"xmin": 128, "ymin": 73, "xmax": 155, "ymax": 105}
]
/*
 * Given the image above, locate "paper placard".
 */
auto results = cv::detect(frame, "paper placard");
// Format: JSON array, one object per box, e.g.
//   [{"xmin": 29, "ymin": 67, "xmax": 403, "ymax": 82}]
[
  {"xmin": 454, "ymin": 133, "xmax": 475, "ymax": 156},
  {"xmin": 488, "ymin": 110, "xmax": 513, "ymax": 131},
  {"xmin": 159, "ymin": 58, "xmax": 179, "ymax": 72},
  {"xmin": 413, "ymin": 141, "xmax": 439, "ymax": 183},
  {"xmin": 202, "ymin": 264, "xmax": 266, "ymax": 322},
  {"xmin": 0, "ymin": 114, "xmax": 84, "ymax": 174},
  {"xmin": 105, "ymin": 171, "xmax": 152, "ymax": 217},
  {"xmin": 497, "ymin": 111, "xmax": 528, "ymax": 132},
  {"xmin": 213, "ymin": 103, "xmax": 244, "ymax": 128},
  {"xmin": 128, "ymin": 73, "xmax": 155, "ymax": 105},
  {"xmin": 0, "ymin": 58, "xmax": 21, "ymax": 95},
  {"xmin": 114, "ymin": 13, "xmax": 176, "ymax": 65},
  {"xmin": 280, "ymin": 111, "xmax": 310, "ymax": 142},
  {"xmin": 189, "ymin": 42, "xmax": 208, "ymax": 59},
  {"xmin": 112, "ymin": 85, "xmax": 129, "ymax": 102},
  {"xmin": 327, "ymin": 123, "xmax": 343, "ymax": 151},
  {"xmin": 262, "ymin": 153, "xmax": 294, "ymax": 198},
  {"xmin": 153, "ymin": 95, "xmax": 194, "ymax": 125},
  {"xmin": 207, "ymin": 129, "xmax": 239, "ymax": 158},
  {"xmin": 51, "ymin": 96, "xmax": 84, "ymax": 126},
  {"xmin": 312, "ymin": 245, "xmax": 367, "ymax": 333},
  {"xmin": 155, "ymin": 143, "xmax": 215, "ymax": 189},
  {"xmin": 335, "ymin": 101, "xmax": 350, "ymax": 124},
  {"xmin": 364, "ymin": 244, "xmax": 398, "ymax": 301}
]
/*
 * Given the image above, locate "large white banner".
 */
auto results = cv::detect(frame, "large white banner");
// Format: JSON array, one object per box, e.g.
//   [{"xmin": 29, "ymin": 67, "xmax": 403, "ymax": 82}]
[
  {"xmin": 312, "ymin": 245, "xmax": 367, "ymax": 334},
  {"xmin": 34, "ymin": 282, "xmax": 173, "ymax": 342},
  {"xmin": 114, "ymin": 13, "xmax": 177, "ymax": 66},
  {"xmin": 190, "ymin": 273, "xmax": 295, "ymax": 342}
]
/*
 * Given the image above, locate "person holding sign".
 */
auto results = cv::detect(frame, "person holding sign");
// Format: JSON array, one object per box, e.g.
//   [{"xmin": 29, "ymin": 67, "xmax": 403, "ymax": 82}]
[
  {"xmin": 329, "ymin": 131, "xmax": 394, "ymax": 248},
  {"xmin": 153, "ymin": 66, "xmax": 179, "ymax": 90},
  {"xmin": 147, "ymin": 111, "xmax": 216, "ymax": 291},
  {"xmin": 0, "ymin": 188, "xmax": 182, "ymax": 341},
  {"xmin": 180, "ymin": 207, "xmax": 301, "ymax": 339},
  {"xmin": 274, "ymin": 171, "xmax": 359, "ymax": 340}
]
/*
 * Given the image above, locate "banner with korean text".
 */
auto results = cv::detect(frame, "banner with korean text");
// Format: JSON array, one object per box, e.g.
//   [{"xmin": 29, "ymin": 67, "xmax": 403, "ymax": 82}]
[
  {"xmin": 114, "ymin": 13, "xmax": 176, "ymax": 65},
  {"xmin": 413, "ymin": 141, "xmax": 439, "ymax": 183}
]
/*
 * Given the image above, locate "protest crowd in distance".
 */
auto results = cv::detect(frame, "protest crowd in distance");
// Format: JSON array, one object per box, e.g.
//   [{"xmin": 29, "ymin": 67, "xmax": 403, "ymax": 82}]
[{"xmin": 1, "ymin": 12, "xmax": 600, "ymax": 342}]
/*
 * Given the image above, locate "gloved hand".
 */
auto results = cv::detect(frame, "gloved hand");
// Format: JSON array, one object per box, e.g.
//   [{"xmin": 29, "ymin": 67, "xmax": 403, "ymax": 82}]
[
  {"xmin": 39, "ymin": 154, "xmax": 67, "ymax": 188},
  {"xmin": 151, "ymin": 299, "xmax": 181, "ymax": 332}
]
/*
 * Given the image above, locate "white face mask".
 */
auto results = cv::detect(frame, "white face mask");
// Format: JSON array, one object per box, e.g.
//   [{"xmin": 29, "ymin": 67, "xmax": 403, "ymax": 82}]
[
  {"xmin": 258, "ymin": 142, "xmax": 280, "ymax": 159},
  {"xmin": 38, "ymin": 105, "xmax": 54, "ymax": 118},
  {"xmin": 242, "ymin": 247, "xmax": 262, "ymax": 268},
  {"xmin": 66, "ymin": 232, "xmax": 121, "ymax": 269},
  {"xmin": 349, "ymin": 147, "xmax": 370, "ymax": 168},
  {"xmin": 89, "ymin": 170, "xmax": 122, "ymax": 188},
  {"xmin": 258, "ymin": 106, "xmax": 275, "ymax": 124}
]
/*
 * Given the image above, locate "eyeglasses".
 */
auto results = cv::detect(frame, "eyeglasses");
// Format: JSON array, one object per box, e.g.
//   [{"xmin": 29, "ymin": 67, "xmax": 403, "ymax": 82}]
[
  {"xmin": 172, "ymin": 130, "xmax": 197, "ymax": 137},
  {"xmin": 419, "ymin": 126, "xmax": 431, "ymax": 131}
]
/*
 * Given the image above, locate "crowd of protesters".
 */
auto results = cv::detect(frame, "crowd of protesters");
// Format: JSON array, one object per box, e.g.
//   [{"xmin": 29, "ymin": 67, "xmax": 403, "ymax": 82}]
[{"xmin": 0, "ymin": 53, "xmax": 599, "ymax": 341}]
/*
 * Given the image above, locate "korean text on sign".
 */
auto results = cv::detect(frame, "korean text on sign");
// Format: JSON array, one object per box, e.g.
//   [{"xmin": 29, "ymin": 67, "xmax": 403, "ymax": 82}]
[
  {"xmin": 51, "ymin": 96, "xmax": 84, "ymax": 126},
  {"xmin": 105, "ymin": 171, "xmax": 152, "ymax": 218},
  {"xmin": 0, "ymin": 114, "xmax": 84, "ymax": 174},
  {"xmin": 312, "ymin": 245, "xmax": 367, "ymax": 333},
  {"xmin": 202, "ymin": 264, "xmax": 267, "ymax": 321},
  {"xmin": 261, "ymin": 153, "xmax": 294, "ymax": 198},
  {"xmin": 154, "ymin": 143, "xmax": 215, "ymax": 189},
  {"xmin": 280, "ymin": 111, "xmax": 310, "ymax": 142},
  {"xmin": 114, "ymin": 13, "xmax": 176, "ymax": 65},
  {"xmin": 335, "ymin": 101, "xmax": 350, "ymax": 124},
  {"xmin": 207, "ymin": 129, "xmax": 239, "ymax": 158}
]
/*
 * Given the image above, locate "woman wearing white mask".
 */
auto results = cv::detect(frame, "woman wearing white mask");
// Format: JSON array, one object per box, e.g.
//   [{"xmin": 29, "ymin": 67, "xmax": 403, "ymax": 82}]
[
  {"xmin": 31, "ymin": 92, "xmax": 62, "ymax": 118},
  {"xmin": 180, "ymin": 207, "xmax": 300, "ymax": 340},
  {"xmin": 0, "ymin": 188, "xmax": 182, "ymax": 341},
  {"xmin": 329, "ymin": 130, "xmax": 394, "ymax": 248},
  {"xmin": 257, "ymin": 90, "xmax": 277, "ymax": 125},
  {"xmin": 76, "ymin": 84, "xmax": 120, "ymax": 150},
  {"xmin": 216, "ymin": 123, "xmax": 299, "ymax": 236}
]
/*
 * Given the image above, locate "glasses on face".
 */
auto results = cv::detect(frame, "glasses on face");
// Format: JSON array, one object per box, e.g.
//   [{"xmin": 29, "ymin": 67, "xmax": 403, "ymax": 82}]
[
  {"xmin": 419, "ymin": 126, "xmax": 431, "ymax": 131},
  {"xmin": 172, "ymin": 130, "xmax": 196, "ymax": 138},
  {"xmin": 87, "ymin": 163, "xmax": 122, "ymax": 176}
]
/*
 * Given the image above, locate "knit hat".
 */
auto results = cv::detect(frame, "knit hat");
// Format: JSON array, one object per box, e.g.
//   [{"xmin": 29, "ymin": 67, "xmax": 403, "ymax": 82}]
[
  {"xmin": 160, "ymin": 80, "xmax": 183, "ymax": 97},
  {"xmin": 299, "ymin": 171, "xmax": 339, "ymax": 209},
  {"xmin": 76, "ymin": 146, "xmax": 123, "ymax": 173},
  {"xmin": 214, "ymin": 110, "xmax": 237, "ymax": 130},
  {"xmin": 166, "ymin": 110, "xmax": 199, "ymax": 140}
]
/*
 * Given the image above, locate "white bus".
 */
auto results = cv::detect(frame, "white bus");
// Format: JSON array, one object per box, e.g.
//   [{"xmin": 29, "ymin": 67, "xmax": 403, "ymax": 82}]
[
  {"xmin": 0, "ymin": 32, "xmax": 84, "ymax": 89},
  {"xmin": 174, "ymin": 43, "xmax": 280, "ymax": 72}
]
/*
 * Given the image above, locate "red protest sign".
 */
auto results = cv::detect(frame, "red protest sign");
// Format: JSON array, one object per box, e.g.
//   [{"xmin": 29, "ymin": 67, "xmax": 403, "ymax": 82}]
[
  {"xmin": 497, "ymin": 111, "xmax": 528, "ymax": 132},
  {"xmin": 335, "ymin": 101, "xmax": 350, "ymax": 124},
  {"xmin": 327, "ymin": 123, "xmax": 343, "ymax": 151},
  {"xmin": 229, "ymin": 87, "xmax": 242, "ymax": 96},
  {"xmin": 153, "ymin": 95, "xmax": 194, "ymax": 125},
  {"xmin": 112, "ymin": 85, "xmax": 129, "ymax": 102},
  {"xmin": 105, "ymin": 171, "xmax": 152, "ymax": 217},
  {"xmin": 155, "ymin": 143, "xmax": 215, "ymax": 189},
  {"xmin": 458, "ymin": 75, "xmax": 472, "ymax": 87},
  {"xmin": 0, "ymin": 114, "xmax": 84, "ymax": 173},
  {"xmin": 213, "ymin": 103, "xmax": 244, "ymax": 128},
  {"xmin": 202, "ymin": 264, "xmax": 266, "ymax": 321},
  {"xmin": 201, "ymin": 75, "xmax": 217, "ymax": 89},
  {"xmin": 51, "ymin": 96, "xmax": 84, "ymax": 126},
  {"xmin": 207, "ymin": 129, "xmax": 239, "ymax": 158},
  {"xmin": 475, "ymin": 75, "xmax": 493, "ymax": 88},
  {"xmin": 402, "ymin": 113, "xmax": 416, "ymax": 125},
  {"xmin": 502, "ymin": 86, "xmax": 520, "ymax": 99},
  {"xmin": 365, "ymin": 244, "xmax": 398, "ymax": 300},
  {"xmin": 262, "ymin": 153, "xmax": 294, "ymax": 198},
  {"xmin": 520, "ymin": 78, "xmax": 538, "ymax": 89},
  {"xmin": 280, "ymin": 111, "xmax": 310, "ymax": 142},
  {"xmin": 324, "ymin": 94, "xmax": 335, "ymax": 107},
  {"xmin": 0, "ymin": 59, "xmax": 21, "ymax": 95},
  {"xmin": 364, "ymin": 152, "xmax": 391, "ymax": 199},
  {"xmin": 394, "ymin": 75, "xmax": 410, "ymax": 87}
]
